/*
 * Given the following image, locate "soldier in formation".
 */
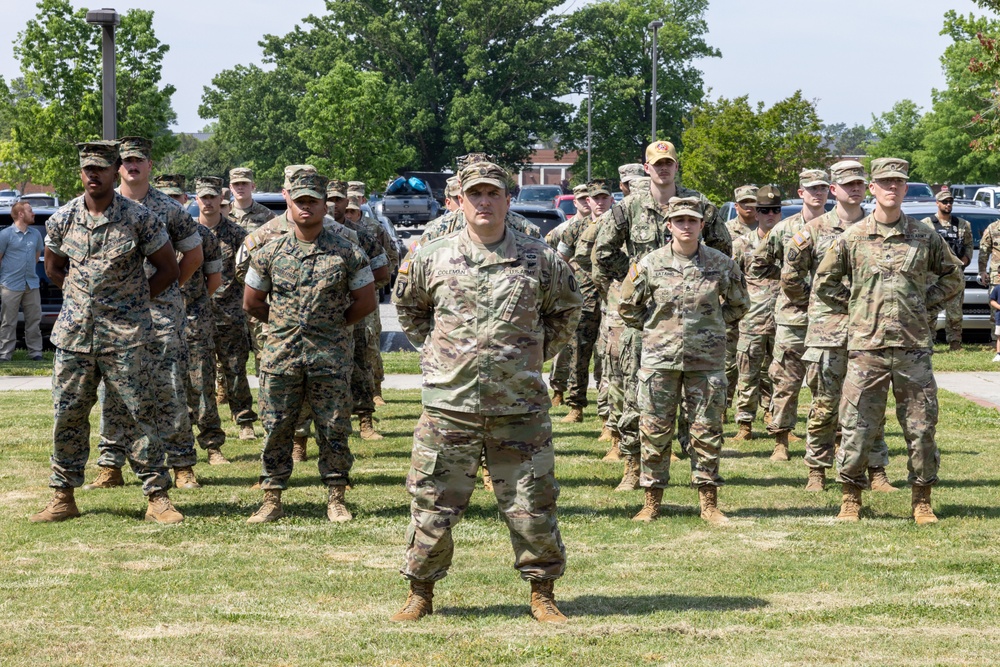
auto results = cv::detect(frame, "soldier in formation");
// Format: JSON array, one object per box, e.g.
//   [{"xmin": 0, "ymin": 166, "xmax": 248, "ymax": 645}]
[{"xmin": 921, "ymin": 190, "xmax": 972, "ymax": 351}]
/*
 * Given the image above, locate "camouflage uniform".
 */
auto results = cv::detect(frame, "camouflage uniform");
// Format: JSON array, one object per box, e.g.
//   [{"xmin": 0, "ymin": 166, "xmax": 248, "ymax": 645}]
[
  {"xmin": 732, "ymin": 229, "xmax": 776, "ymax": 424},
  {"xmin": 230, "ymin": 200, "xmax": 275, "ymax": 234},
  {"xmin": 98, "ymin": 184, "xmax": 201, "ymax": 470},
  {"xmin": 246, "ymin": 226, "xmax": 374, "ymax": 489},
  {"xmin": 45, "ymin": 192, "xmax": 172, "ymax": 494},
  {"xmin": 419, "ymin": 208, "xmax": 541, "ymax": 244},
  {"xmin": 361, "ymin": 212, "xmax": 398, "ymax": 389},
  {"xmin": 920, "ymin": 214, "xmax": 972, "ymax": 344},
  {"xmin": 546, "ymin": 211, "xmax": 586, "ymax": 394},
  {"xmin": 814, "ymin": 213, "xmax": 963, "ymax": 488},
  {"xmin": 725, "ymin": 185, "xmax": 758, "ymax": 405},
  {"xmin": 619, "ymin": 242, "xmax": 749, "ymax": 488},
  {"xmin": 394, "ymin": 222, "xmax": 582, "ymax": 583},
  {"xmin": 555, "ymin": 213, "xmax": 601, "ymax": 409},
  {"xmin": 978, "ymin": 219, "xmax": 1000, "ymax": 284}
]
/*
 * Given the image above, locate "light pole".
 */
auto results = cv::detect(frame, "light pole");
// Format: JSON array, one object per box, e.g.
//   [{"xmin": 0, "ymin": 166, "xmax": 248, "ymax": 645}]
[
  {"xmin": 585, "ymin": 75, "xmax": 594, "ymax": 182},
  {"xmin": 86, "ymin": 7, "xmax": 120, "ymax": 140},
  {"xmin": 648, "ymin": 19, "xmax": 663, "ymax": 143}
]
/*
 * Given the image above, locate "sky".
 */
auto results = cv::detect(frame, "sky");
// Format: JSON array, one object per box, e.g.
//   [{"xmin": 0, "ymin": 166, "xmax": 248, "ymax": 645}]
[{"xmin": 0, "ymin": 0, "xmax": 988, "ymax": 133}]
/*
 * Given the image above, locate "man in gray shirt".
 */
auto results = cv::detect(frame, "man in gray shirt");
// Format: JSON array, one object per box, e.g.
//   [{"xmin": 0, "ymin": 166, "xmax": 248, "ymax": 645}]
[{"xmin": 0, "ymin": 201, "xmax": 45, "ymax": 361}]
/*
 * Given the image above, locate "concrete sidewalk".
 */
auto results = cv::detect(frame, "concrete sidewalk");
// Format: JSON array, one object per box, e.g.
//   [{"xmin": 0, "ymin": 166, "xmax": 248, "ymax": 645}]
[
  {"xmin": 0, "ymin": 374, "xmax": 425, "ymax": 392},
  {"xmin": 935, "ymin": 372, "xmax": 1000, "ymax": 412}
]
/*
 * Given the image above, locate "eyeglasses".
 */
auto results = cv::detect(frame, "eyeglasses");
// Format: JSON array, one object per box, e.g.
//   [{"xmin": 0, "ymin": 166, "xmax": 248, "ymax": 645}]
[{"xmin": 756, "ymin": 206, "xmax": 781, "ymax": 214}]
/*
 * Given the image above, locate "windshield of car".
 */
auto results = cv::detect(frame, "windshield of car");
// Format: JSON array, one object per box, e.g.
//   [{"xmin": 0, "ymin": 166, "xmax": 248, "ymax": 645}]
[
  {"xmin": 516, "ymin": 187, "xmax": 561, "ymax": 203},
  {"xmin": 0, "ymin": 190, "xmax": 16, "ymax": 197},
  {"xmin": 904, "ymin": 183, "xmax": 935, "ymax": 200},
  {"xmin": 557, "ymin": 199, "xmax": 576, "ymax": 216},
  {"xmin": 963, "ymin": 212, "xmax": 1000, "ymax": 248}
]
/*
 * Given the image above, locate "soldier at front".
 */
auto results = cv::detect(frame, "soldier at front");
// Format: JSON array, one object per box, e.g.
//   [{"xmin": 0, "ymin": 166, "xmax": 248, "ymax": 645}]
[
  {"xmin": 814, "ymin": 158, "xmax": 963, "ymax": 524},
  {"xmin": 392, "ymin": 161, "xmax": 582, "ymax": 623},
  {"xmin": 619, "ymin": 197, "xmax": 748, "ymax": 524},
  {"xmin": 243, "ymin": 170, "xmax": 377, "ymax": 523},
  {"xmin": 32, "ymin": 141, "xmax": 183, "ymax": 524},
  {"xmin": 921, "ymin": 190, "xmax": 972, "ymax": 351}
]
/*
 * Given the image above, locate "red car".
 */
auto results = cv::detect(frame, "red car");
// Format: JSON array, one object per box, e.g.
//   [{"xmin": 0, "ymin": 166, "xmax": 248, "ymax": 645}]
[{"xmin": 555, "ymin": 194, "xmax": 576, "ymax": 218}]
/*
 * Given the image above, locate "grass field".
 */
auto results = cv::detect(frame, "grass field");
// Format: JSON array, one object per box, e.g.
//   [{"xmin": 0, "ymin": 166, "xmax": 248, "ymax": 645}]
[{"xmin": 2, "ymin": 385, "xmax": 1000, "ymax": 665}]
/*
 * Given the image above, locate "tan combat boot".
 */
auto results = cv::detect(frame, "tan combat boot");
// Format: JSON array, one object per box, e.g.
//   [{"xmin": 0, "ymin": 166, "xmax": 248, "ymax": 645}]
[
  {"xmin": 206, "ymin": 448, "xmax": 230, "ymax": 465},
  {"xmin": 731, "ymin": 423, "xmax": 753, "ymax": 441},
  {"xmin": 912, "ymin": 485, "xmax": 939, "ymax": 525},
  {"xmin": 551, "ymin": 390, "xmax": 564, "ymax": 407},
  {"xmin": 173, "ymin": 466, "xmax": 201, "ymax": 489},
  {"xmin": 787, "ymin": 432, "xmax": 802, "ymax": 443},
  {"xmin": 82, "ymin": 465, "xmax": 124, "ymax": 490},
  {"xmin": 560, "ymin": 407, "xmax": 584, "ymax": 423},
  {"xmin": 597, "ymin": 424, "xmax": 612, "ymax": 443},
  {"xmin": 239, "ymin": 424, "xmax": 257, "ymax": 441},
  {"xmin": 699, "ymin": 486, "xmax": 729, "ymax": 525},
  {"xmin": 805, "ymin": 468, "xmax": 825, "ymax": 492},
  {"xmin": 145, "ymin": 491, "xmax": 184, "ymax": 524},
  {"xmin": 247, "ymin": 489, "xmax": 284, "ymax": 524},
  {"xmin": 836, "ymin": 484, "xmax": 862, "ymax": 522},
  {"xmin": 359, "ymin": 414, "xmax": 384, "ymax": 440},
  {"xmin": 614, "ymin": 455, "xmax": 640, "ymax": 492},
  {"xmin": 389, "ymin": 580, "xmax": 434, "ymax": 622},
  {"xmin": 770, "ymin": 432, "xmax": 791, "ymax": 461},
  {"xmin": 949, "ymin": 340, "xmax": 962, "ymax": 352},
  {"xmin": 373, "ymin": 382, "xmax": 386, "ymax": 407},
  {"xmin": 601, "ymin": 436, "xmax": 622, "ymax": 462},
  {"xmin": 669, "ymin": 449, "xmax": 681, "ymax": 463},
  {"xmin": 632, "ymin": 487, "xmax": 663, "ymax": 522},
  {"xmin": 30, "ymin": 488, "xmax": 80, "ymax": 522},
  {"xmin": 327, "ymin": 485, "xmax": 353, "ymax": 522},
  {"xmin": 529, "ymin": 580, "xmax": 568, "ymax": 623},
  {"xmin": 292, "ymin": 436, "xmax": 308, "ymax": 462},
  {"xmin": 481, "ymin": 465, "xmax": 494, "ymax": 492},
  {"xmin": 868, "ymin": 467, "xmax": 898, "ymax": 493}
]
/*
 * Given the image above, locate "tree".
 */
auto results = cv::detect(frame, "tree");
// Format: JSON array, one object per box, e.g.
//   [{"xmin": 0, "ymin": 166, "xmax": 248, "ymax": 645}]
[
  {"xmin": 864, "ymin": 100, "xmax": 925, "ymax": 181},
  {"xmin": 562, "ymin": 0, "xmax": 719, "ymax": 181},
  {"xmin": 680, "ymin": 92, "xmax": 828, "ymax": 203},
  {"xmin": 0, "ymin": 0, "xmax": 177, "ymax": 198},
  {"xmin": 156, "ymin": 127, "xmax": 234, "ymax": 186},
  {"xmin": 823, "ymin": 123, "xmax": 873, "ymax": 157}
]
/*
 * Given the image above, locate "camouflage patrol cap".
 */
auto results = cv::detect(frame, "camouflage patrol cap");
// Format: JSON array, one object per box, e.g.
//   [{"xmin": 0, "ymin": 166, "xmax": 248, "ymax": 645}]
[
  {"xmin": 665, "ymin": 196, "xmax": 704, "ymax": 220},
  {"xmin": 756, "ymin": 184, "xmax": 783, "ymax": 207},
  {"xmin": 829, "ymin": 160, "xmax": 866, "ymax": 185},
  {"xmin": 645, "ymin": 140, "xmax": 678, "ymax": 164},
  {"xmin": 588, "ymin": 179, "xmax": 611, "ymax": 197},
  {"xmin": 572, "ymin": 183, "xmax": 590, "ymax": 198},
  {"xmin": 936, "ymin": 189, "xmax": 954, "ymax": 202},
  {"xmin": 283, "ymin": 164, "xmax": 316, "ymax": 189},
  {"xmin": 229, "ymin": 167, "xmax": 254, "ymax": 184},
  {"xmin": 799, "ymin": 169, "xmax": 830, "ymax": 188},
  {"xmin": 326, "ymin": 179, "xmax": 349, "ymax": 200},
  {"xmin": 734, "ymin": 185, "xmax": 758, "ymax": 203},
  {"xmin": 153, "ymin": 174, "xmax": 186, "ymax": 195},
  {"xmin": 346, "ymin": 196, "xmax": 361, "ymax": 211},
  {"xmin": 347, "ymin": 180, "xmax": 366, "ymax": 195},
  {"xmin": 220, "ymin": 187, "xmax": 231, "ymax": 203},
  {"xmin": 445, "ymin": 176, "xmax": 461, "ymax": 198},
  {"xmin": 118, "ymin": 136, "xmax": 152, "ymax": 160},
  {"xmin": 870, "ymin": 157, "xmax": 909, "ymax": 181},
  {"xmin": 288, "ymin": 170, "xmax": 329, "ymax": 201},
  {"xmin": 77, "ymin": 140, "xmax": 120, "ymax": 168},
  {"xmin": 618, "ymin": 163, "xmax": 644, "ymax": 183},
  {"xmin": 195, "ymin": 176, "xmax": 223, "ymax": 197},
  {"xmin": 459, "ymin": 161, "xmax": 509, "ymax": 192},
  {"xmin": 456, "ymin": 152, "xmax": 492, "ymax": 170}
]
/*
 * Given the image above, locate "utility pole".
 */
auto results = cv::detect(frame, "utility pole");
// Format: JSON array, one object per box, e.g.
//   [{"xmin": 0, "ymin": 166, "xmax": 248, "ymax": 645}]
[
  {"xmin": 648, "ymin": 19, "xmax": 663, "ymax": 143},
  {"xmin": 86, "ymin": 8, "xmax": 120, "ymax": 140},
  {"xmin": 585, "ymin": 75, "xmax": 594, "ymax": 182}
]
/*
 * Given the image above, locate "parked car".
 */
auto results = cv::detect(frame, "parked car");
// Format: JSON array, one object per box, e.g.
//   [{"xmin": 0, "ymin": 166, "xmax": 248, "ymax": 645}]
[
  {"xmin": 951, "ymin": 184, "xmax": 993, "ymax": 200},
  {"xmin": 514, "ymin": 185, "xmax": 562, "ymax": 209},
  {"xmin": 0, "ymin": 189, "xmax": 21, "ymax": 207},
  {"xmin": 973, "ymin": 187, "xmax": 1000, "ymax": 209},
  {"xmin": 903, "ymin": 182, "xmax": 936, "ymax": 202},
  {"xmin": 18, "ymin": 193, "xmax": 60, "ymax": 207},
  {"xmin": 509, "ymin": 203, "xmax": 565, "ymax": 239},
  {"xmin": 382, "ymin": 177, "xmax": 439, "ymax": 227},
  {"xmin": 0, "ymin": 206, "xmax": 63, "ymax": 346},
  {"xmin": 555, "ymin": 194, "xmax": 576, "ymax": 218}
]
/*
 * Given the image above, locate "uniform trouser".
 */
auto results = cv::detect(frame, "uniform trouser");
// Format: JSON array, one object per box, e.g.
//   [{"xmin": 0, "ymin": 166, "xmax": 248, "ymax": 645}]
[
  {"xmin": 927, "ymin": 291, "xmax": 964, "ymax": 344},
  {"xmin": 98, "ymin": 335, "xmax": 197, "ymax": 469},
  {"xmin": 548, "ymin": 339, "xmax": 575, "ymax": 392},
  {"xmin": 0, "ymin": 286, "xmax": 42, "ymax": 357},
  {"xmin": 724, "ymin": 325, "xmax": 739, "ymax": 407},
  {"xmin": 638, "ymin": 368, "xmax": 725, "ymax": 489},
  {"xmin": 618, "ymin": 327, "xmax": 642, "ymax": 457},
  {"xmin": 50, "ymin": 346, "xmax": 171, "ymax": 494},
  {"xmin": 214, "ymin": 319, "xmax": 257, "ymax": 425},
  {"xmin": 567, "ymin": 309, "xmax": 601, "ymax": 408},
  {"xmin": 258, "ymin": 371, "xmax": 353, "ymax": 489},
  {"xmin": 734, "ymin": 332, "xmax": 775, "ymax": 423},
  {"xmin": 602, "ymin": 324, "xmax": 625, "ymax": 436},
  {"xmin": 767, "ymin": 325, "xmax": 808, "ymax": 434},
  {"xmin": 250, "ymin": 319, "xmax": 264, "ymax": 376},
  {"xmin": 596, "ymin": 320, "xmax": 609, "ymax": 420},
  {"xmin": 803, "ymin": 347, "xmax": 890, "ymax": 471},
  {"xmin": 351, "ymin": 325, "xmax": 375, "ymax": 416},
  {"xmin": 186, "ymin": 322, "xmax": 225, "ymax": 450},
  {"xmin": 837, "ymin": 348, "xmax": 940, "ymax": 488},
  {"xmin": 365, "ymin": 308, "xmax": 385, "ymax": 386},
  {"xmin": 400, "ymin": 407, "xmax": 565, "ymax": 583}
]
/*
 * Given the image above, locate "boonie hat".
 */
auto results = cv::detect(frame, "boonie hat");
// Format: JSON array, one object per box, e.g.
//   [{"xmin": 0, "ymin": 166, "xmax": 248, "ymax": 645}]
[
  {"xmin": 645, "ymin": 141, "xmax": 678, "ymax": 164},
  {"xmin": 734, "ymin": 185, "xmax": 758, "ymax": 203},
  {"xmin": 229, "ymin": 167, "xmax": 254, "ymax": 184},
  {"xmin": 195, "ymin": 176, "xmax": 223, "ymax": 197},
  {"xmin": 830, "ymin": 160, "xmax": 866, "ymax": 185},
  {"xmin": 459, "ymin": 162, "xmax": 509, "ymax": 192},
  {"xmin": 665, "ymin": 196, "xmax": 703, "ymax": 220},
  {"xmin": 118, "ymin": 136, "xmax": 152, "ymax": 160},
  {"xmin": 870, "ymin": 157, "xmax": 910, "ymax": 181},
  {"xmin": 756, "ymin": 184, "xmax": 783, "ymax": 207},
  {"xmin": 799, "ymin": 169, "xmax": 830, "ymax": 188},
  {"xmin": 77, "ymin": 140, "xmax": 120, "ymax": 168}
]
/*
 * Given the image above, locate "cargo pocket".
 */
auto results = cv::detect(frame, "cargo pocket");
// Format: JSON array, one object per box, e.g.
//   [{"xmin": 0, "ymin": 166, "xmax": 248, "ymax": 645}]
[
  {"xmin": 801, "ymin": 347, "xmax": 823, "ymax": 364},
  {"xmin": 405, "ymin": 442, "xmax": 439, "ymax": 501},
  {"xmin": 635, "ymin": 367, "xmax": 655, "ymax": 413},
  {"xmin": 531, "ymin": 447, "xmax": 558, "ymax": 511},
  {"xmin": 839, "ymin": 375, "xmax": 865, "ymax": 430}
]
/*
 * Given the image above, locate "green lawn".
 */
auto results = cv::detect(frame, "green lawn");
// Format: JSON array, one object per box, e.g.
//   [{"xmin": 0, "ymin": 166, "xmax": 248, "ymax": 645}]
[{"xmin": 2, "ymin": 386, "xmax": 1000, "ymax": 665}]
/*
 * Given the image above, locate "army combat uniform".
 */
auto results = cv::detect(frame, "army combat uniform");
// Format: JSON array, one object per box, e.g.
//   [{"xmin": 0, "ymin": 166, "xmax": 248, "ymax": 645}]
[
  {"xmin": 419, "ymin": 208, "xmax": 541, "ymax": 244},
  {"xmin": 920, "ymin": 212, "xmax": 972, "ymax": 346},
  {"xmin": 725, "ymin": 185, "xmax": 759, "ymax": 406},
  {"xmin": 731, "ymin": 226, "xmax": 776, "ymax": 428}
]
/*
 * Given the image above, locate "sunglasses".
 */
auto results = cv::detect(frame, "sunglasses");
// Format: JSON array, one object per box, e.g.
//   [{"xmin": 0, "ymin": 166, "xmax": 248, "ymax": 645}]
[{"xmin": 757, "ymin": 206, "xmax": 781, "ymax": 214}]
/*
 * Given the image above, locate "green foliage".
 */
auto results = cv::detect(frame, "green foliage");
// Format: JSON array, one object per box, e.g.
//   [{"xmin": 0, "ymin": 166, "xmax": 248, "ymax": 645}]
[
  {"xmin": 680, "ymin": 92, "xmax": 827, "ymax": 202},
  {"xmin": 156, "ymin": 129, "xmax": 234, "ymax": 187},
  {"xmin": 562, "ymin": 0, "xmax": 719, "ymax": 181},
  {"xmin": 822, "ymin": 122, "xmax": 873, "ymax": 156},
  {"xmin": 863, "ymin": 99, "xmax": 925, "ymax": 180},
  {"xmin": 0, "ymin": 0, "xmax": 177, "ymax": 198}
]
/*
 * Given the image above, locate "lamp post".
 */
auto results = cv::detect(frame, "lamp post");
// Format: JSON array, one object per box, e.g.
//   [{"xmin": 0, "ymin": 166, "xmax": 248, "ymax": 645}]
[
  {"xmin": 648, "ymin": 19, "xmax": 663, "ymax": 143},
  {"xmin": 585, "ymin": 75, "xmax": 594, "ymax": 182},
  {"xmin": 85, "ymin": 8, "xmax": 120, "ymax": 140}
]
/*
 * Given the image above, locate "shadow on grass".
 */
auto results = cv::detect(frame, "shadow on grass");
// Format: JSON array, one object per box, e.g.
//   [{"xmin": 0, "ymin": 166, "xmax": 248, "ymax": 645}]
[
  {"xmin": 727, "ymin": 506, "xmax": 840, "ymax": 519},
  {"xmin": 724, "ymin": 476, "xmax": 808, "ymax": 487},
  {"xmin": 437, "ymin": 594, "xmax": 768, "ymax": 619}
]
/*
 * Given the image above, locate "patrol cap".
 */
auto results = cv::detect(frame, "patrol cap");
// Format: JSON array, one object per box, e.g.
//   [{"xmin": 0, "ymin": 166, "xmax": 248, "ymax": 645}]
[
  {"xmin": 220, "ymin": 187, "xmax": 231, "ymax": 203},
  {"xmin": 734, "ymin": 185, "xmax": 758, "ymax": 203},
  {"xmin": 936, "ymin": 190, "xmax": 954, "ymax": 202},
  {"xmin": 283, "ymin": 164, "xmax": 316, "ymax": 189},
  {"xmin": 456, "ymin": 152, "xmax": 491, "ymax": 170},
  {"xmin": 799, "ymin": 168, "xmax": 830, "ymax": 188},
  {"xmin": 870, "ymin": 157, "xmax": 909, "ymax": 180},
  {"xmin": 618, "ymin": 163, "xmax": 645, "ymax": 183},
  {"xmin": 287, "ymin": 170, "xmax": 328, "ymax": 201},
  {"xmin": 195, "ymin": 176, "xmax": 223, "ymax": 197},
  {"xmin": 645, "ymin": 140, "xmax": 678, "ymax": 164},
  {"xmin": 118, "ymin": 136, "xmax": 152, "ymax": 160},
  {"xmin": 348, "ymin": 180, "xmax": 366, "ymax": 195},
  {"xmin": 153, "ymin": 174, "xmax": 186, "ymax": 195},
  {"xmin": 77, "ymin": 140, "xmax": 120, "ymax": 168},
  {"xmin": 326, "ymin": 179, "xmax": 349, "ymax": 200},
  {"xmin": 459, "ymin": 161, "xmax": 509, "ymax": 192},
  {"xmin": 445, "ymin": 176, "xmax": 461, "ymax": 198},
  {"xmin": 756, "ymin": 184, "xmax": 783, "ymax": 207},
  {"xmin": 830, "ymin": 160, "xmax": 866, "ymax": 185},
  {"xmin": 588, "ymin": 179, "xmax": 611, "ymax": 197},
  {"xmin": 229, "ymin": 167, "xmax": 254, "ymax": 184},
  {"xmin": 346, "ymin": 196, "xmax": 361, "ymax": 211},
  {"xmin": 572, "ymin": 183, "xmax": 590, "ymax": 198},
  {"xmin": 665, "ymin": 196, "xmax": 704, "ymax": 220}
]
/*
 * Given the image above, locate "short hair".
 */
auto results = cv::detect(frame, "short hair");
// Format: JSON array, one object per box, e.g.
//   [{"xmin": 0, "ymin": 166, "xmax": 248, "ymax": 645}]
[{"xmin": 11, "ymin": 201, "xmax": 30, "ymax": 220}]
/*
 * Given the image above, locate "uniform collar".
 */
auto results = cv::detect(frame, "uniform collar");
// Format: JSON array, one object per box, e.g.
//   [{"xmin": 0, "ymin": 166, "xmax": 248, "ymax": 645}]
[{"xmin": 458, "ymin": 226, "xmax": 518, "ymax": 267}]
